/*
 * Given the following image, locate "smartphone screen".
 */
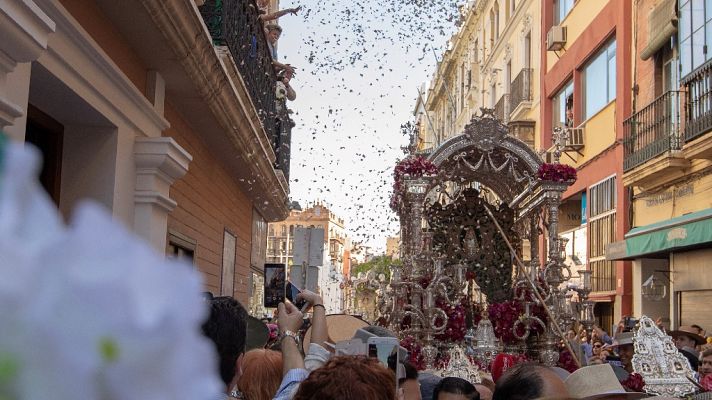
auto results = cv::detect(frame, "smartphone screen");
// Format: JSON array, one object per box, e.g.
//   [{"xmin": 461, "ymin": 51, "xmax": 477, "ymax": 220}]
[
  {"xmin": 264, "ymin": 263, "xmax": 286, "ymax": 308},
  {"xmin": 368, "ymin": 340, "xmax": 399, "ymax": 378},
  {"xmin": 285, "ymin": 281, "xmax": 307, "ymax": 309}
]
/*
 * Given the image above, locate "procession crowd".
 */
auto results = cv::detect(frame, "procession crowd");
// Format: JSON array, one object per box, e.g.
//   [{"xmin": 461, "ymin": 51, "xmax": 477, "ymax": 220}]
[{"xmin": 202, "ymin": 290, "xmax": 712, "ymax": 400}]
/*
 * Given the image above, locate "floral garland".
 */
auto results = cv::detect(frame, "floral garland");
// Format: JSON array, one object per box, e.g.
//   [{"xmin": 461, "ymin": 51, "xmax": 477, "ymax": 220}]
[
  {"xmin": 620, "ymin": 372, "xmax": 645, "ymax": 392},
  {"xmin": 700, "ymin": 374, "xmax": 712, "ymax": 392},
  {"xmin": 400, "ymin": 335, "xmax": 425, "ymax": 370},
  {"xmin": 537, "ymin": 162, "xmax": 577, "ymax": 182},
  {"xmin": 434, "ymin": 298, "xmax": 467, "ymax": 342},
  {"xmin": 487, "ymin": 300, "xmax": 545, "ymax": 345},
  {"xmin": 390, "ymin": 156, "xmax": 438, "ymax": 211}
]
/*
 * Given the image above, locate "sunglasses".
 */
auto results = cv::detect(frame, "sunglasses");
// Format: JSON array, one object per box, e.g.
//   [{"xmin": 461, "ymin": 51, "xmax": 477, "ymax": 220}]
[{"xmin": 593, "ymin": 344, "xmax": 602, "ymax": 348}]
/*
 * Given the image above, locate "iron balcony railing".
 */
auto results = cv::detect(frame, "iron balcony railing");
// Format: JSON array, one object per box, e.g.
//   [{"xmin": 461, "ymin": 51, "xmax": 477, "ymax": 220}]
[
  {"xmin": 274, "ymin": 105, "xmax": 293, "ymax": 181},
  {"xmin": 623, "ymin": 90, "xmax": 682, "ymax": 171},
  {"xmin": 684, "ymin": 60, "xmax": 712, "ymax": 142},
  {"xmin": 199, "ymin": 0, "xmax": 279, "ymax": 151},
  {"xmin": 510, "ymin": 68, "xmax": 533, "ymax": 113},
  {"xmin": 494, "ymin": 93, "xmax": 510, "ymax": 123}
]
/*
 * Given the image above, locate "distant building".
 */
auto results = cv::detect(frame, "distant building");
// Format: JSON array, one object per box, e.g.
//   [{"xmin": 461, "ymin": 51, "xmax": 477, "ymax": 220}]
[
  {"xmin": 265, "ymin": 201, "xmax": 348, "ymax": 313},
  {"xmin": 386, "ymin": 236, "xmax": 401, "ymax": 260}
]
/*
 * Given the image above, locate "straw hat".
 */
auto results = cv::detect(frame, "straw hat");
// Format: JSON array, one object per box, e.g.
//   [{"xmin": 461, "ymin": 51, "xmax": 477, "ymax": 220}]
[
  {"xmin": 669, "ymin": 326, "xmax": 706, "ymax": 345},
  {"xmin": 302, "ymin": 314, "xmax": 369, "ymax": 351},
  {"xmin": 564, "ymin": 364, "xmax": 647, "ymax": 399},
  {"xmin": 611, "ymin": 332, "xmax": 635, "ymax": 347}
]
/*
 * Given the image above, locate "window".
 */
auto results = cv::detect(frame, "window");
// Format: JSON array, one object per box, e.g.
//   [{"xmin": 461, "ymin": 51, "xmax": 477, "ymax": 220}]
[
  {"xmin": 268, "ymin": 225, "xmax": 275, "ymax": 236},
  {"xmin": 280, "ymin": 225, "xmax": 287, "ymax": 236},
  {"xmin": 552, "ymin": 80, "xmax": 574, "ymax": 128},
  {"xmin": 221, "ymin": 230, "xmax": 237, "ymax": 296},
  {"xmin": 589, "ymin": 176, "xmax": 616, "ymax": 218},
  {"xmin": 583, "ymin": 40, "xmax": 616, "ymax": 120},
  {"xmin": 494, "ymin": 2, "xmax": 500, "ymax": 40},
  {"xmin": 460, "ymin": 63, "xmax": 466, "ymax": 112},
  {"xmin": 679, "ymin": 0, "xmax": 712, "ymax": 77},
  {"xmin": 554, "ymin": 0, "xmax": 575, "ymax": 24},
  {"xmin": 588, "ymin": 176, "xmax": 616, "ymax": 293},
  {"xmin": 167, "ymin": 231, "xmax": 197, "ymax": 263},
  {"xmin": 490, "ymin": 10, "xmax": 496, "ymax": 43},
  {"xmin": 490, "ymin": 83, "xmax": 497, "ymax": 108}
]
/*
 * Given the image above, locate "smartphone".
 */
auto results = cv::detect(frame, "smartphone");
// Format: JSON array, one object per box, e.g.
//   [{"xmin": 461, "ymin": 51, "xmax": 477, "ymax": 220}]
[
  {"xmin": 264, "ymin": 263, "xmax": 286, "ymax": 308},
  {"xmin": 367, "ymin": 337, "xmax": 400, "ymax": 389},
  {"xmin": 285, "ymin": 281, "xmax": 307, "ymax": 310},
  {"xmin": 335, "ymin": 339, "xmax": 366, "ymax": 356}
]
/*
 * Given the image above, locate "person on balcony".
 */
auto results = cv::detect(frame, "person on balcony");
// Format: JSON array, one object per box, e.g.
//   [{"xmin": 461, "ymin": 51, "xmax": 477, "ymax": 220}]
[
  {"xmin": 276, "ymin": 69, "xmax": 296, "ymax": 104},
  {"xmin": 257, "ymin": 0, "xmax": 302, "ymax": 22},
  {"xmin": 265, "ymin": 24, "xmax": 295, "ymax": 75}
]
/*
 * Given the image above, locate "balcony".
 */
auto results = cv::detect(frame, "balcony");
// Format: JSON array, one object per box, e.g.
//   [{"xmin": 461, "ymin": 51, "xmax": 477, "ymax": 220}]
[
  {"xmin": 684, "ymin": 61, "xmax": 712, "ymax": 143},
  {"xmin": 199, "ymin": 0, "xmax": 286, "ymax": 162},
  {"xmin": 510, "ymin": 68, "xmax": 533, "ymax": 119},
  {"xmin": 494, "ymin": 93, "xmax": 510, "ymax": 123},
  {"xmin": 623, "ymin": 91, "xmax": 682, "ymax": 171}
]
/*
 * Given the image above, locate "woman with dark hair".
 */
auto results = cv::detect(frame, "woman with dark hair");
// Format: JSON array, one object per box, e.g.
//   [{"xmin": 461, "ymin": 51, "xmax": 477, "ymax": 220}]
[
  {"xmin": 432, "ymin": 377, "xmax": 480, "ymax": 400},
  {"xmin": 292, "ymin": 356, "xmax": 396, "ymax": 400}
]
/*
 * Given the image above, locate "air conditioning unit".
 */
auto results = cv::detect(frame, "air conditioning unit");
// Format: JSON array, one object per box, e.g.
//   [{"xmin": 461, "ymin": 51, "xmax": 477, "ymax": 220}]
[
  {"xmin": 565, "ymin": 127, "xmax": 585, "ymax": 150},
  {"xmin": 543, "ymin": 149, "xmax": 556, "ymax": 164},
  {"xmin": 547, "ymin": 25, "xmax": 567, "ymax": 51}
]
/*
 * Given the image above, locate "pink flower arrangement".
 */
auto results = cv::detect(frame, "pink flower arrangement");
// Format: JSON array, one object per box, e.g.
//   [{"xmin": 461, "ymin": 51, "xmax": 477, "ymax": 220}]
[
  {"xmin": 390, "ymin": 156, "xmax": 438, "ymax": 211},
  {"xmin": 700, "ymin": 374, "xmax": 712, "ymax": 391},
  {"xmin": 537, "ymin": 163, "xmax": 577, "ymax": 183},
  {"xmin": 434, "ymin": 298, "xmax": 467, "ymax": 342},
  {"xmin": 400, "ymin": 335, "xmax": 425, "ymax": 370},
  {"xmin": 620, "ymin": 372, "xmax": 645, "ymax": 392},
  {"xmin": 487, "ymin": 300, "xmax": 547, "ymax": 345}
]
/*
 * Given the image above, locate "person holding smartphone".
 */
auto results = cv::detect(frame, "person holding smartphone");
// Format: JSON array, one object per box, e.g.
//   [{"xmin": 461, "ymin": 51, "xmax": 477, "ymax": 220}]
[{"xmin": 272, "ymin": 290, "xmax": 331, "ymax": 400}]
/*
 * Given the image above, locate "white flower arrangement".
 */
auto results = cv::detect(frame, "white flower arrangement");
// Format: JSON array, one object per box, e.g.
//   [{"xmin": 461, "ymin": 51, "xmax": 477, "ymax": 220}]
[{"xmin": 0, "ymin": 140, "xmax": 223, "ymax": 399}]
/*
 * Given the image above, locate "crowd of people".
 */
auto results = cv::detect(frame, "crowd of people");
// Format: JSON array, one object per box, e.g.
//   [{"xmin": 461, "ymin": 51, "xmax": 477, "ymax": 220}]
[
  {"xmin": 200, "ymin": 289, "xmax": 712, "ymax": 400},
  {"xmin": 562, "ymin": 318, "xmax": 712, "ymax": 382}
]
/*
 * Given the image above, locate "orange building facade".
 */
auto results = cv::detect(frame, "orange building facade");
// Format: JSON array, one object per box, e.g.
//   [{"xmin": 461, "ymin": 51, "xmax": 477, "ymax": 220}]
[
  {"xmin": 540, "ymin": 0, "xmax": 633, "ymax": 329},
  {"xmin": 0, "ymin": 0, "xmax": 292, "ymax": 305}
]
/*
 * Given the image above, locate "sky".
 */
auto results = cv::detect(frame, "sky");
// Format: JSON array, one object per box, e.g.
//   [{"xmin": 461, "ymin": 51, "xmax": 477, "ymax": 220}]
[{"xmin": 277, "ymin": 0, "xmax": 461, "ymax": 252}]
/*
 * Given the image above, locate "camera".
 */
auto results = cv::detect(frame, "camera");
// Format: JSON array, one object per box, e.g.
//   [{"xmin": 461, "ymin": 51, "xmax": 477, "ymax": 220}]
[{"xmin": 623, "ymin": 316, "xmax": 637, "ymax": 331}]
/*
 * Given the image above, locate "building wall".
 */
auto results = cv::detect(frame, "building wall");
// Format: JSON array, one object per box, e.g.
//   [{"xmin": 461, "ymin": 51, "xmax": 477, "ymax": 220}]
[
  {"xmin": 58, "ymin": 0, "xmax": 147, "ymax": 97},
  {"xmin": 541, "ymin": 0, "xmax": 633, "ymax": 319},
  {"xmin": 29, "ymin": 0, "xmax": 274, "ymax": 304},
  {"xmin": 165, "ymin": 103, "xmax": 254, "ymax": 302}
]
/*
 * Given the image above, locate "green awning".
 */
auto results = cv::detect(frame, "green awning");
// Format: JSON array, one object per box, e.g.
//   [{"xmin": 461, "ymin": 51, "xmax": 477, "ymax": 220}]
[{"xmin": 606, "ymin": 208, "xmax": 712, "ymax": 260}]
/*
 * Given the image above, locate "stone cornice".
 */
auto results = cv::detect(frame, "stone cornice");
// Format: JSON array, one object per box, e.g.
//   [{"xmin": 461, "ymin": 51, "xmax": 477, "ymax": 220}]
[
  {"xmin": 140, "ymin": 0, "xmax": 289, "ymax": 221},
  {"xmin": 0, "ymin": 0, "xmax": 55, "ymax": 72}
]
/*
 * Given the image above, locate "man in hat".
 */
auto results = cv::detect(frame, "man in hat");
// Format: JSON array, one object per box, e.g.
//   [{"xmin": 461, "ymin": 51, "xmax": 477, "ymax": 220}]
[
  {"xmin": 670, "ymin": 325, "xmax": 706, "ymax": 370},
  {"xmin": 564, "ymin": 364, "xmax": 646, "ymax": 399},
  {"xmin": 611, "ymin": 332, "xmax": 635, "ymax": 374}
]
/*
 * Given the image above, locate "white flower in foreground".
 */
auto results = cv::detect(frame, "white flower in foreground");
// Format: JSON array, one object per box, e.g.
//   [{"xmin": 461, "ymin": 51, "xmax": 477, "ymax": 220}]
[{"xmin": 0, "ymin": 141, "xmax": 222, "ymax": 399}]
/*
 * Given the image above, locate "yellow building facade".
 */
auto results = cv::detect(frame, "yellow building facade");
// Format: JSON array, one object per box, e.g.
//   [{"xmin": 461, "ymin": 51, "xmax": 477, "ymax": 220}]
[
  {"xmin": 417, "ymin": 0, "xmax": 541, "ymax": 152},
  {"xmin": 606, "ymin": 0, "xmax": 712, "ymax": 332}
]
